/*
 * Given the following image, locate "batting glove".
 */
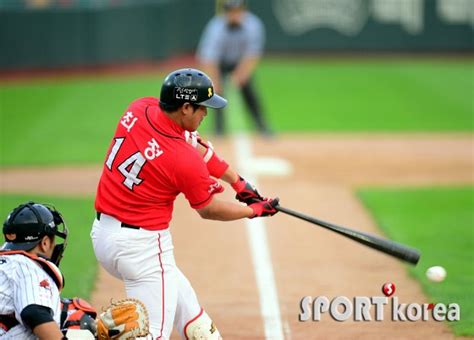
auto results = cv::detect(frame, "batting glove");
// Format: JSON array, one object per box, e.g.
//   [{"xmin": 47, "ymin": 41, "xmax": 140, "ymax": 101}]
[
  {"xmin": 232, "ymin": 176, "xmax": 264, "ymax": 205},
  {"xmin": 249, "ymin": 198, "xmax": 279, "ymax": 218}
]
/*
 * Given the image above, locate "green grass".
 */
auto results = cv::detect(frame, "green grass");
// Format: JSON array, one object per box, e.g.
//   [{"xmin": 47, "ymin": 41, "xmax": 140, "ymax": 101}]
[
  {"xmin": 0, "ymin": 75, "xmax": 163, "ymax": 165},
  {"xmin": 0, "ymin": 194, "xmax": 97, "ymax": 299},
  {"xmin": 1, "ymin": 58, "xmax": 473, "ymax": 165},
  {"xmin": 260, "ymin": 59, "xmax": 473, "ymax": 132},
  {"xmin": 358, "ymin": 187, "xmax": 474, "ymax": 336}
]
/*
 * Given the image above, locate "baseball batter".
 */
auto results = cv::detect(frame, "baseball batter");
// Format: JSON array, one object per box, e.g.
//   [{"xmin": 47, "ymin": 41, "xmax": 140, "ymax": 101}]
[
  {"xmin": 0, "ymin": 202, "xmax": 68, "ymax": 339},
  {"xmin": 92, "ymin": 68, "xmax": 279, "ymax": 339}
]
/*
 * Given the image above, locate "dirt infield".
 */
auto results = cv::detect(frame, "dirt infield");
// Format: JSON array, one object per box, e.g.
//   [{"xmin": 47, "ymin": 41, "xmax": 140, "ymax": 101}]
[{"xmin": 1, "ymin": 134, "xmax": 472, "ymax": 339}]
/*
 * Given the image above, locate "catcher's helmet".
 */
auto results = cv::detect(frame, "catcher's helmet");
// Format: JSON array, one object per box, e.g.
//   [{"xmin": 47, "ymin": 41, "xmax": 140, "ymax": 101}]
[
  {"xmin": 159, "ymin": 68, "xmax": 227, "ymax": 110},
  {"xmin": 2, "ymin": 202, "xmax": 68, "ymax": 265}
]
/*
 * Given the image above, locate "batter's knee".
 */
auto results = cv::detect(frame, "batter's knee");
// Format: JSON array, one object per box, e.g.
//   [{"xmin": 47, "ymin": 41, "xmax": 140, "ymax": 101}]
[{"xmin": 184, "ymin": 309, "xmax": 221, "ymax": 340}]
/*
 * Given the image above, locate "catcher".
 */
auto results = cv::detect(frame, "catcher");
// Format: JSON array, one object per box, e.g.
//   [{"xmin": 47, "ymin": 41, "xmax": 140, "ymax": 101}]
[
  {"xmin": 0, "ymin": 202, "xmax": 68, "ymax": 339},
  {"xmin": 0, "ymin": 201, "xmax": 149, "ymax": 340}
]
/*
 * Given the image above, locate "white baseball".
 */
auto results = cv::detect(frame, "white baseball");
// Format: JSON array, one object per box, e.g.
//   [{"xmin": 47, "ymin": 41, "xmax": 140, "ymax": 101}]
[{"xmin": 426, "ymin": 266, "xmax": 447, "ymax": 282}]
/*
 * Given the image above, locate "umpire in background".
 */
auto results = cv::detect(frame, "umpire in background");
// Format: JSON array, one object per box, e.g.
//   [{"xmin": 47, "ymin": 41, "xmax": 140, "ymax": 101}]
[{"xmin": 197, "ymin": 0, "xmax": 273, "ymax": 136}]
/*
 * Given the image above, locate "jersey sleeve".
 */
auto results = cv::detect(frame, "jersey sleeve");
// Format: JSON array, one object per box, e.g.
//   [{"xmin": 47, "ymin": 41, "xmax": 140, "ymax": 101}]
[
  {"xmin": 13, "ymin": 261, "xmax": 58, "ymax": 317},
  {"xmin": 172, "ymin": 151, "xmax": 223, "ymax": 209}
]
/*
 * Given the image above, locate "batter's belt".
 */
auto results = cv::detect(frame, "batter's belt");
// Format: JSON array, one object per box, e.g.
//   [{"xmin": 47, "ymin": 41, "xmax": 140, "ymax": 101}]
[{"xmin": 96, "ymin": 212, "xmax": 142, "ymax": 230}]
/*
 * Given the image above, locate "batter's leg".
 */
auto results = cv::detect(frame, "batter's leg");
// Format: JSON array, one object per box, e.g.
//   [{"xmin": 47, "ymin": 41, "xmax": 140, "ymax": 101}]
[
  {"xmin": 174, "ymin": 267, "xmax": 201, "ymax": 335},
  {"xmin": 119, "ymin": 230, "xmax": 178, "ymax": 339},
  {"xmin": 90, "ymin": 218, "xmax": 122, "ymax": 279},
  {"xmin": 174, "ymin": 268, "xmax": 221, "ymax": 339}
]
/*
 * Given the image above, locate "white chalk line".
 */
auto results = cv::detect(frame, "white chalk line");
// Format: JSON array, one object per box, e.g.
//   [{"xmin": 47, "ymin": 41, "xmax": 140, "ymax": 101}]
[{"xmin": 233, "ymin": 133, "xmax": 286, "ymax": 340}]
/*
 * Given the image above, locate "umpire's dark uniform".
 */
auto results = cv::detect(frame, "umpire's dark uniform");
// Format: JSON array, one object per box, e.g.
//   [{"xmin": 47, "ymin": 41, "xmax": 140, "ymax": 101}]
[{"xmin": 196, "ymin": 4, "xmax": 272, "ymax": 136}]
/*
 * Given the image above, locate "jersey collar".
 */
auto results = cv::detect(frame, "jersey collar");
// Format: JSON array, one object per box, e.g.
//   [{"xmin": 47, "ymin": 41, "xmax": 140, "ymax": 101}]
[{"xmin": 149, "ymin": 104, "xmax": 185, "ymax": 138}]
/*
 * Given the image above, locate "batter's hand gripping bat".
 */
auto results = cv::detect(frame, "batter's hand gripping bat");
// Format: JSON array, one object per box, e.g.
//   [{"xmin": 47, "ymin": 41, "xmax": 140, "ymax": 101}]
[{"xmin": 275, "ymin": 205, "xmax": 420, "ymax": 265}]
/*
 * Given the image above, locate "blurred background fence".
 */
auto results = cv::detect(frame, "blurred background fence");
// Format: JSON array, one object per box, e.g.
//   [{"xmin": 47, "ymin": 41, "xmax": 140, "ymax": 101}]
[{"xmin": 0, "ymin": 0, "xmax": 472, "ymax": 70}]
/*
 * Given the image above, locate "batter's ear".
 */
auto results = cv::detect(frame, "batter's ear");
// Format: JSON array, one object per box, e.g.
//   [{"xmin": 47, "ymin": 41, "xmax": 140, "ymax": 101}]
[{"xmin": 181, "ymin": 102, "xmax": 193, "ymax": 114}]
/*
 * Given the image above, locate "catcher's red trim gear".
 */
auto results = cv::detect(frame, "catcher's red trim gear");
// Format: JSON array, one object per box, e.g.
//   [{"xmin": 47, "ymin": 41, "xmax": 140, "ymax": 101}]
[
  {"xmin": 60, "ymin": 297, "xmax": 97, "ymax": 335},
  {"xmin": 231, "ymin": 176, "xmax": 263, "ymax": 205},
  {"xmin": 0, "ymin": 250, "xmax": 64, "ymax": 291},
  {"xmin": 249, "ymin": 198, "xmax": 279, "ymax": 218}
]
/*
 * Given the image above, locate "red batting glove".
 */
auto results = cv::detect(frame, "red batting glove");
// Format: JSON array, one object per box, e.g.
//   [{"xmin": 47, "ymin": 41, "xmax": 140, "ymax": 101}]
[
  {"xmin": 249, "ymin": 198, "xmax": 279, "ymax": 218},
  {"xmin": 232, "ymin": 176, "xmax": 264, "ymax": 205}
]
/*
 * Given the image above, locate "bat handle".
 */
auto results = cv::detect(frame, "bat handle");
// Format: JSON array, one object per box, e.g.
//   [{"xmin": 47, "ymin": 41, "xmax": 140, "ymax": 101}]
[{"xmin": 276, "ymin": 204, "xmax": 314, "ymax": 222}]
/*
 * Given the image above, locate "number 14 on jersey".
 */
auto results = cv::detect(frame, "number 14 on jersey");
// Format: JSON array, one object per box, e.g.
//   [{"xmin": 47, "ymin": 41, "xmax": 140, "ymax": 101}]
[{"xmin": 105, "ymin": 137, "xmax": 164, "ymax": 190}]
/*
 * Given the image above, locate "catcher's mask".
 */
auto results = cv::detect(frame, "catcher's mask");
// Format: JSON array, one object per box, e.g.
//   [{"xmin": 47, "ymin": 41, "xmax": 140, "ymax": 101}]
[{"xmin": 2, "ymin": 201, "xmax": 68, "ymax": 266}]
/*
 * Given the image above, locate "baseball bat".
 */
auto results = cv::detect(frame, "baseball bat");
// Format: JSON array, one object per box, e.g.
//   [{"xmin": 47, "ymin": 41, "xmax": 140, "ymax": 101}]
[{"xmin": 275, "ymin": 205, "xmax": 420, "ymax": 265}]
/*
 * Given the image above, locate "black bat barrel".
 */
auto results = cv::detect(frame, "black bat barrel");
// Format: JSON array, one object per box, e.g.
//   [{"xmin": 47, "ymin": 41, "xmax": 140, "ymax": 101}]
[{"xmin": 276, "ymin": 205, "xmax": 420, "ymax": 265}]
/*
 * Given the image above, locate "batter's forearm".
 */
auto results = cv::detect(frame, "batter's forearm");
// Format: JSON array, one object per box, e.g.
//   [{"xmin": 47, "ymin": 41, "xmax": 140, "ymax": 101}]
[
  {"xmin": 197, "ymin": 198, "xmax": 253, "ymax": 221},
  {"xmin": 188, "ymin": 135, "xmax": 261, "ymax": 199},
  {"xmin": 221, "ymin": 166, "xmax": 239, "ymax": 184},
  {"xmin": 187, "ymin": 134, "xmax": 237, "ymax": 182}
]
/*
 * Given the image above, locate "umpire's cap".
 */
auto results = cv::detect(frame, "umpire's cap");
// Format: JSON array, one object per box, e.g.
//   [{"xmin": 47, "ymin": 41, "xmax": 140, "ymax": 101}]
[
  {"xmin": 2, "ymin": 202, "xmax": 68, "ymax": 252},
  {"xmin": 224, "ymin": 0, "xmax": 245, "ymax": 10},
  {"xmin": 159, "ymin": 68, "xmax": 227, "ymax": 110}
]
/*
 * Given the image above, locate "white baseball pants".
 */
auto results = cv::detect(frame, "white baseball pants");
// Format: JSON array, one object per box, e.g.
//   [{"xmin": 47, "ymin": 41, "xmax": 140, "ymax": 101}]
[{"xmin": 91, "ymin": 214, "xmax": 203, "ymax": 339}]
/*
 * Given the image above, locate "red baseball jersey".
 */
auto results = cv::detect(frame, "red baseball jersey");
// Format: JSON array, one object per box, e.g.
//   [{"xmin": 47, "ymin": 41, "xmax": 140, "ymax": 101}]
[{"xmin": 95, "ymin": 97, "xmax": 223, "ymax": 230}]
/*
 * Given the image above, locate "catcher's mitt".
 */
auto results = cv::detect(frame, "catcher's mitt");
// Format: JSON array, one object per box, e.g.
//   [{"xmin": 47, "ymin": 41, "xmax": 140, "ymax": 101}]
[{"xmin": 96, "ymin": 298, "xmax": 149, "ymax": 340}]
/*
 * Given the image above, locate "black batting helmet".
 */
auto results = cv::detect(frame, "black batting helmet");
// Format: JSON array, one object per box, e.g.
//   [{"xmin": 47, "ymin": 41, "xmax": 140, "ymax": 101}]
[
  {"xmin": 2, "ymin": 202, "xmax": 68, "ymax": 265},
  {"xmin": 159, "ymin": 68, "xmax": 227, "ymax": 110}
]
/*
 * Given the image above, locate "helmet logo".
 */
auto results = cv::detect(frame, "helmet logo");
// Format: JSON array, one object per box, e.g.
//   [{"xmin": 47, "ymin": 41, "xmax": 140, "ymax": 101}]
[
  {"xmin": 5, "ymin": 233, "xmax": 16, "ymax": 241},
  {"xmin": 208, "ymin": 87, "xmax": 213, "ymax": 98},
  {"xmin": 174, "ymin": 87, "xmax": 199, "ymax": 102}
]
